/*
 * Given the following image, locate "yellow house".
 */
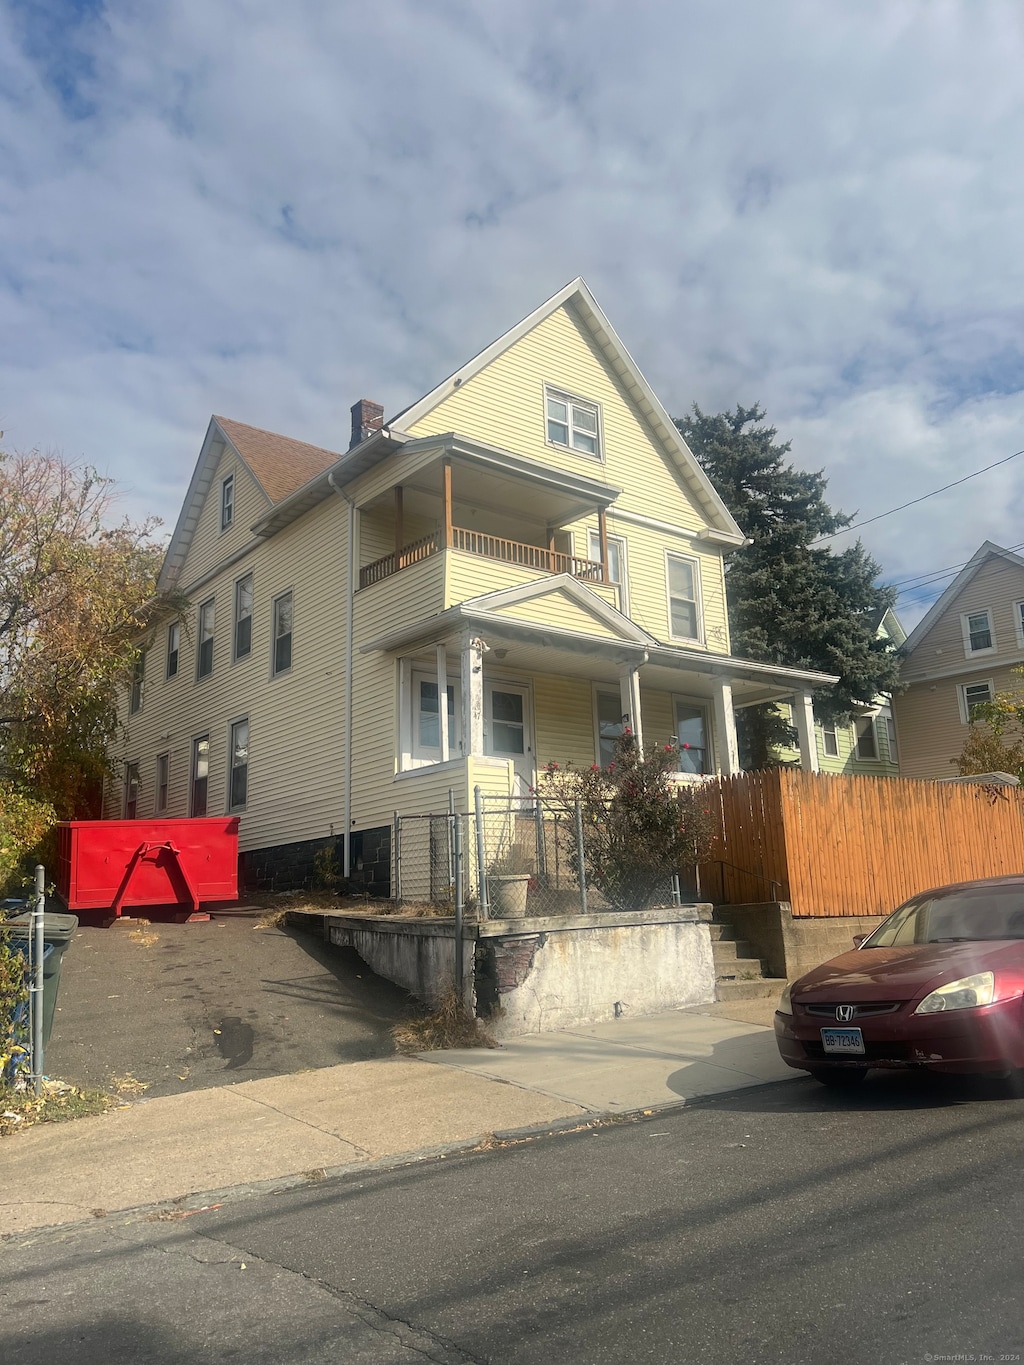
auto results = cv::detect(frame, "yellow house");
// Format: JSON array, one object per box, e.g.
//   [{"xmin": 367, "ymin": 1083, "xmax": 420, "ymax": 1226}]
[{"xmin": 112, "ymin": 280, "xmax": 837, "ymax": 891}]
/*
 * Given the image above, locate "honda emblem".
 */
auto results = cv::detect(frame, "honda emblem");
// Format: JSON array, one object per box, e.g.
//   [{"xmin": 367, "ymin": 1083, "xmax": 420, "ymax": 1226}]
[{"xmin": 835, "ymin": 1004, "xmax": 855, "ymax": 1023}]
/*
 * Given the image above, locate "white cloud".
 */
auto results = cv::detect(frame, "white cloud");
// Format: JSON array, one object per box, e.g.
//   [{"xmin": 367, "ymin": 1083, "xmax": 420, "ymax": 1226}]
[{"xmin": 2, "ymin": 0, "xmax": 1024, "ymax": 615}]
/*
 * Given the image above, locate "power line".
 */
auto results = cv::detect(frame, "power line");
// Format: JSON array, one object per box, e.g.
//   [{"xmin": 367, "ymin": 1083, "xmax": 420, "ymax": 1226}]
[{"xmin": 815, "ymin": 447, "xmax": 1024, "ymax": 543}]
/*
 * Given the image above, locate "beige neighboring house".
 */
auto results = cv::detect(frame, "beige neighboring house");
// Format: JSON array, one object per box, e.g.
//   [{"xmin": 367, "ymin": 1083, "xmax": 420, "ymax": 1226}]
[
  {"xmin": 110, "ymin": 278, "xmax": 836, "ymax": 893},
  {"xmin": 894, "ymin": 541, "xmax": 1024, "ymax": 780}
]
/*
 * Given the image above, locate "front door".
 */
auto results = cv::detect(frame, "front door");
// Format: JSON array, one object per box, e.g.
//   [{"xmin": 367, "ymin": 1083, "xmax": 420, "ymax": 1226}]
[{"xmin": 485, "ymin": 683, "xmax": 534, "ymax": 798}]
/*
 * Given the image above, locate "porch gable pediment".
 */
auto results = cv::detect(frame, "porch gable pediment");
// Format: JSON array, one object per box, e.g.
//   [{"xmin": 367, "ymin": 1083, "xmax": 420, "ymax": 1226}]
[{"xmin": 460, "ymin": 576, "xmax": 656, "ymax": 646}]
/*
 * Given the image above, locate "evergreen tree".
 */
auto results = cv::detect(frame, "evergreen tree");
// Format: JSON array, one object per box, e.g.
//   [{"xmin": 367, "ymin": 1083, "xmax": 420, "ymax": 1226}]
[{"xmin": 674, "ymin": 404, "xmax": 900, "ymax": 768}]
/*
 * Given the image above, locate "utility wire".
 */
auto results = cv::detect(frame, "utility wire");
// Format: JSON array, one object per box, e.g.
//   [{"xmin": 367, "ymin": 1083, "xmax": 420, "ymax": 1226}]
[{"xmin": 815, "ymin": 447, "xmax": 1024, "ymax": 543}]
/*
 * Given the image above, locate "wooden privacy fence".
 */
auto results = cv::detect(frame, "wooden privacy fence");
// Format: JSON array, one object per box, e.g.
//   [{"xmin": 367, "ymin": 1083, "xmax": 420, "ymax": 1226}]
[{"xmin": 697, "ymin": 769, "xmax": 1024, "ymax": 918}]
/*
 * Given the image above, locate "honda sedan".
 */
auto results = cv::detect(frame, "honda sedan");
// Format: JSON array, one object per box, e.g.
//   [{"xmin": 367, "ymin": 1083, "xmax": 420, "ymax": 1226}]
[{"xmin": 775, "ymin": 876, "xmax": 1024, "ymax": 1085}]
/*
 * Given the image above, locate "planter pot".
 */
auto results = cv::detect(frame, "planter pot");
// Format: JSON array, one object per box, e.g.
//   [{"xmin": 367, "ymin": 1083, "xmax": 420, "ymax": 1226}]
[{"xmin": 488, "ymin": 874, "xmax": 531, "ymax": 919}]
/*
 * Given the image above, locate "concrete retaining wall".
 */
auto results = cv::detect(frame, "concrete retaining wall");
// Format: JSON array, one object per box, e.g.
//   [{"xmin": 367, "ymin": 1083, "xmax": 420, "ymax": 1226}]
[
  {"xmin": 719, "ymin": 902, "xmax": 885, "ymax": 981},
  {"xmin": 323, "ymin": 908, "xmax": 716, "ymax": 1039}
]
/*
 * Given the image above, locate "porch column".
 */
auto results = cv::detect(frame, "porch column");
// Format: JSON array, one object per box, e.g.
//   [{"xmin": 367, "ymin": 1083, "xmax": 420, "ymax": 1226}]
[
  {"xmin": 618, "ymin": 664, "xmax": 644, "ymax": 752},
  {"xmin": 461, "ymin": 634, "xmax": 485, "ymax": 757},
  {"xmin": 441, "ymin": 458, "xmax": 453, "ymax": 550},
  {"xmin": 711, "ymin": 678, "xmax": 740, "ymax": 776},
  {"xmin": 394, "ymin": 485, "xmax": 404, "ymax": 564},
  {"xmin": 793, "ymin": 689, "xmax": 820, "ymax": 773},
  {"xmin": 436, "ymin": 643, "xmax": 450, "ymax": 762},
  {"xmin": 598, "ymin": 507, "xmax": 610, "ymax": 583}
]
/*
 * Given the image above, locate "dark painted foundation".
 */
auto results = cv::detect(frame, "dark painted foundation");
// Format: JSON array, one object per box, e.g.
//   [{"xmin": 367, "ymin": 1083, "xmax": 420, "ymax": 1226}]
[{"xmin": 239, "ymin": 825, "xmax": 392, "ymax": 896}]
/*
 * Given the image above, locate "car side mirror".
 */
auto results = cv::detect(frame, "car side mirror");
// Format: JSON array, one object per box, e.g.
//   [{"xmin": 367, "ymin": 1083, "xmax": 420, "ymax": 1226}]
[{"xmin": 852, "ymin": 934, "xmax": 867, "ymax": 948}]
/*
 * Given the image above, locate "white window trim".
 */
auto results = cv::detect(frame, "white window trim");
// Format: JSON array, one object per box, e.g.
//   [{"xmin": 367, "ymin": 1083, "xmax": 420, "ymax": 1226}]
[
  {"xmin": 664, "ymin": 550, "xmax": 705, "ymax": 645},
  {"xmin": 123, "ymin": 761, "xmax": 140, "ymax": 819},
  {"xmin": 196, "ymin": 597, "xmax": 215, "ymax": 681},
  {"xmin": 233, "ymin": 570, "xmax": 254, "ymax": 664},
  {"xmin": 190, "ymin": 733, "xmax": 211, "ymax": 817},
  {"xmin": 672, "ymin": 693, "xmax": 714, "ymax": 775},
  {"xmin": 592, "ymin": 684, "xmax": 624, "ymax": 767},
  {"xmin": 408, "ymin": 669, "xmax": 462, "ymax": 768},
  {"xmin": 588, "ymin": 528, "xmax": 629, "ymax": 614},
  {"xmin": 958, "ymin": 679, "xmax": 995, "ymax": 725},
  {"xmin": 227, "ymin": 715, "xmax": 250, "ymax": 812},
  {"xmin": 543, "ymin": 384, "xmax": 604, "ymax": 463},
  {"xmin": 1014, "ymin": 601, "xmax": 1024, "ymax": 650},
  {"xmin": 853, "ymin": 715, "xmax": 880, "ymax": 762},
  {"xmin": 166, "ymin": 621, "xmax": 180, "ymax": 680},
  {"xmin": 221, "ymin": 473, "xmax": 235, "ymax": 532},
  {"xmin": 819, "ymin": 719, "xmax": 840, "ymax": 759},
  {"xmin": 155, "ymin": 752, "xmax": 170, "ymax": 815},
  {"xmin": 271, "ymin": 589, "xmax": 294, "ymax": 678},
  {"xmin": 960, "ymin": 608, "xmax": 996, "ymax": 658}
]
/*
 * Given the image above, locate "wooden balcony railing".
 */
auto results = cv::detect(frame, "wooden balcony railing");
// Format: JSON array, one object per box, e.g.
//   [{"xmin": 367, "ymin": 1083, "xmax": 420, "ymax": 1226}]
[{"xmin": 358, "ymin": 526, "xmax": 606, "ymax": 589}]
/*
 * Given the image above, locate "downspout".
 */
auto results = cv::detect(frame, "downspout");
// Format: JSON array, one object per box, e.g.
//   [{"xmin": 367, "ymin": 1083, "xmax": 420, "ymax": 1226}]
[{"xmin": 328, "ymin": 471, "xmax": 356, "ymax": 878}]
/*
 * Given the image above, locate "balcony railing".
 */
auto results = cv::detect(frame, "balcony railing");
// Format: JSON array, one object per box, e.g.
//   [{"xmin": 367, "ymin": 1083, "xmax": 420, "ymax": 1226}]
[{"xmin": 358, "ymin": 526, "xmax": 605, "ymax": 589}]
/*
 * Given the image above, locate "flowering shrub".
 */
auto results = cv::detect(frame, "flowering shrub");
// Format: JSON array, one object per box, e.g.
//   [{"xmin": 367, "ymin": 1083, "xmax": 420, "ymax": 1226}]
[{"xmin": 536, "ymin": 733, "xmax": 718, "ymax": 910}]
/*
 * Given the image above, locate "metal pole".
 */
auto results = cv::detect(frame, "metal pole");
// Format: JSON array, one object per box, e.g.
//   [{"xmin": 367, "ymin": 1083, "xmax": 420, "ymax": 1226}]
[
  {"xmin": 575, "ymin": 800, "xmax": 588, "ymax": 916},
  {"xmin": 474, "ymin": 785, "xmax": 489, "ymax": 920},
  {"xmin": 671, "ymin": 873, "xmax": 681, "ymax": 907},
  {"xmin": 393, "ymin": 812, "xmax": 402, "ymax": 901},
  {"xmin": 453, "ymin": 805, "xmax": 465, "ymax": 1005},
  {"xmin": 534, "ymin": 798, "xmax": 546, "ymax": 881},
  {"xmin": 32, "ymin": 864, "xmax": 44, "ymax": 1096},
  {"xmin": 447, "ymin": 788, "xmax": 456, "ymax": 893}
]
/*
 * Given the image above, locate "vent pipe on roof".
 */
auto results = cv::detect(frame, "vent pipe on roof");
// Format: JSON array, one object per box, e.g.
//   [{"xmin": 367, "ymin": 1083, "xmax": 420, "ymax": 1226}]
[{"xmin": 350, "ymin": 399, "xmax": 384, "ymax": 450}]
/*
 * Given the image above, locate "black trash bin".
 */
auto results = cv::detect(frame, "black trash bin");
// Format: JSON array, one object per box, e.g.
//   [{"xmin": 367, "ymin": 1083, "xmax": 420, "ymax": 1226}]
[{"xmin": 2, "ymin": 908, "xmax": 79, "ymax": 1047}]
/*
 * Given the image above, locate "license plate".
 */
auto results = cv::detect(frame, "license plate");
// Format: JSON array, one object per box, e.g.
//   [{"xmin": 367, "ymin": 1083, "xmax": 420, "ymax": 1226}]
[{"xmin": 821, "ymin": 1027, "xmax": 865, "ymax": 1055}]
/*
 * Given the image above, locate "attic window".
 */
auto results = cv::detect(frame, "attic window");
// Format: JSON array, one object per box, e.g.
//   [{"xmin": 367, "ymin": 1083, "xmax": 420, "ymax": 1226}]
[
  {"xmin": 221, "ymin": 475, "xmax": 234, "ymax": 531},
  {"xmin": 545, "ymin": 389, "xmax": 601, "ymax": 460}
]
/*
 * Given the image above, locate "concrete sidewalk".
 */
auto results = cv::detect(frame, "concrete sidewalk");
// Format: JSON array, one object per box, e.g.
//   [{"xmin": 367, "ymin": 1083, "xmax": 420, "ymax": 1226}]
[{"xmin": 0, "ymin": 1002, "xmax": 794, "ymax": 1237}]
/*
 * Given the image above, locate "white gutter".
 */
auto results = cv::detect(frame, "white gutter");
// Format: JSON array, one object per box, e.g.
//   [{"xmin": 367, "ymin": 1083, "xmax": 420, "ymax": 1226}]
[{"xmin": 328, "ymin": 471, "xmax": 356, "ymax": 878}]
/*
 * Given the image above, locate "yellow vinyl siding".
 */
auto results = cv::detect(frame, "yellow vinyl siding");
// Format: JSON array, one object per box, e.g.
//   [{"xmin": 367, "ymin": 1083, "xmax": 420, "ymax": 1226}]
[
  {"xmin": 444, "ymin": 552, "xmax": 618, "ymax": 611},
  {"xmin": 405, "ymin": 303, "xmax": 704, "ymax": 530},
  {"xmin": 533, "ymin": 675, "xmax": 598, "ymax": 769},
  {"xmin": 903, "ymin": 557, "xmax": 1024, "ymax": 680},
  {"xmin": 492, "ymin": 591, "xmax": 624, "ymax": 639},
  {"xmin": 178, "ymin": 451, "xmax": 267, "ymax": 590},
  {"xmin": 111, "ymin": 496, "xmax": 351, "ymax": 852}
]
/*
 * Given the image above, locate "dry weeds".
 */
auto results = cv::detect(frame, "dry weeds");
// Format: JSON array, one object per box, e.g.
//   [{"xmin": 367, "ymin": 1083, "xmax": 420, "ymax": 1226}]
[{"xmin": 391, "ymin": 987, "xmax": 497, "ymax": 1053}]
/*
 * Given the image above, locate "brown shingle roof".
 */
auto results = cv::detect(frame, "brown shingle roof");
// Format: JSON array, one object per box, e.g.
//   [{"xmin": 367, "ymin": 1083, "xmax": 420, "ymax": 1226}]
[{"xmin": 214, "ymin": 416, "xmax": 342, "ymax": 505}]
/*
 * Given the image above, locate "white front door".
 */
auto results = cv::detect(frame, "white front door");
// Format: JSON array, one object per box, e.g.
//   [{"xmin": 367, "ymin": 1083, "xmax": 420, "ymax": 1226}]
[{"xmin": 485, "ymin": 683, "xmax": 534, "ymax": 797}]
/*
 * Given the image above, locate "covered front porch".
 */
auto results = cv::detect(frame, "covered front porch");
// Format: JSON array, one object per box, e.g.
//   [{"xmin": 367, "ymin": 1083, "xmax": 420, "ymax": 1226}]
[{"xmin": 363, "ymin": 581, "xmax": 839, "ymax": 807}]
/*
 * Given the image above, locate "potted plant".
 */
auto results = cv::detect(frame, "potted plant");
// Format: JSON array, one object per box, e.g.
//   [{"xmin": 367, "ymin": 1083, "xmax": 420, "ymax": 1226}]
[{"xmin": 486, "ymin": 846, "xmax": 533, "ymax": 919}]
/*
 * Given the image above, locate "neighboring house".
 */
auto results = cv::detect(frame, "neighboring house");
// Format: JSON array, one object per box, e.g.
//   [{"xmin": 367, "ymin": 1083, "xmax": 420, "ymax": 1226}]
[
  {"xmin": 894, "ymin": 541, "xmax": 1024, "ymax": 780},
  {"xmin": 773, "ymin": 607, "xmax": 905, "ymax": 776},
  {"xmin": 110, "ymin": 279, "xmax": 837, "ymax": 892}
]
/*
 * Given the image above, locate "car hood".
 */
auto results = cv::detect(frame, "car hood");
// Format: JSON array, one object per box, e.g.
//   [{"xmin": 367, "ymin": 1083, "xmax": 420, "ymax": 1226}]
[{"xmin": 794, "ymin": 940, "xmax": 1024, "ymax": 1002}]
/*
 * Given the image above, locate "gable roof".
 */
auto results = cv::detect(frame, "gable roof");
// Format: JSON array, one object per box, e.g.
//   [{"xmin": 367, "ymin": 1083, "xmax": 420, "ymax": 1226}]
[
  {"xmin": 901, "ymin": 541, "xmax": 1024, "ymax": 657},
  {"xmin": 213, "ymin": 417, "xmax": 342, "ymax": 504},
  {"xmin": 158, "ymin": 416, "xmax": 344, "ymax": 592},
  {"xmin": 391, "ymin": 277, "xmax": 745, "ymax": 544}
]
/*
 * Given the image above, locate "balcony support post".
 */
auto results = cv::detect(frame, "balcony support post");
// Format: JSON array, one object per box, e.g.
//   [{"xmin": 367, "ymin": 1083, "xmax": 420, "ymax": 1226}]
[
  {"xmin": 441, "ymin": 459, "xmax": 453, "ymax": 550},
  {"xmin": 548, "ymin": 529, "xmax": 557, "ymax": 574},
  {"xmin": 618, "ymin": 662, "xmax": 644, "ymax": 752},
  {"xmin": 794, "ymin": 689, "xmax": 820, "ymax": 773},
  {"xmin": 394, "ymin": 485, "xmax": 404, "ymax": 566},
  {"xmin": 461, "ymin": 633, "xmax": 485, "ymax": 758},
  {"xmin": 598, "ymin": 507, "xmax": 610, "ymax": 584},
  {"xmin": 711, "ymin": 677, "xmax": 741, "ymax": 775}
]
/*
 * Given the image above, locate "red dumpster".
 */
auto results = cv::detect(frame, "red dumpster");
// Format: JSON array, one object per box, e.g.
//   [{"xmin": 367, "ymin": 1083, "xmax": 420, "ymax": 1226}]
[{"xmin": 56, "ymin": 818, "xmax": 240, "ymax": 918}]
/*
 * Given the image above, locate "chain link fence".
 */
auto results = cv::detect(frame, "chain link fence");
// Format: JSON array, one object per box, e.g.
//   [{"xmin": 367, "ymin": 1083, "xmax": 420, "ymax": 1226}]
[{"xmin": 391, "ymin": 792, "xmax": 684, "ymax": 920}]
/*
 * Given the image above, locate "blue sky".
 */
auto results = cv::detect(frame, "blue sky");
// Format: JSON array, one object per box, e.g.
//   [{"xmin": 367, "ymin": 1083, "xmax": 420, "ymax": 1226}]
[{"xmin": 3, "ymin": 0, "xmax": 1024, "ymax": 624}]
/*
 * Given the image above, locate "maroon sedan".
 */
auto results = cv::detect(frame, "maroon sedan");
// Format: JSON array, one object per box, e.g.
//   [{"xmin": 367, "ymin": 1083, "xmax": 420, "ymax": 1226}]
[{"xmin": 775, "ymin": 876, "xmax": 1024, "ymax": 1086}]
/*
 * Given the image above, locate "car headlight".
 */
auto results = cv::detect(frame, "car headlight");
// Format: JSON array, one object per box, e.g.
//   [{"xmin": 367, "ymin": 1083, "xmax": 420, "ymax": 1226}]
[
  {"xmin": 778, "ymin": 982, "xmax": 794, "ymax": 1015},
  {"xmin": 914, "ymin": 971, "xmax": 995, "ymax": 1015}
]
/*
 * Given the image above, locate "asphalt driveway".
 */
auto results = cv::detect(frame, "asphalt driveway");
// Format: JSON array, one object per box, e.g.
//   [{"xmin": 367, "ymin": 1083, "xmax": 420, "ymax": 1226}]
[{"xmin": 44, "ymin": 912, "xmax": 411, "ymax": 1098}]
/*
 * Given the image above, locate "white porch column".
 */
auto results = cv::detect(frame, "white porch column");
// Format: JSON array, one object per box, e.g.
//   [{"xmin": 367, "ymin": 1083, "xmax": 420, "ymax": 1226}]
[
  {"xmin": 461, "ymin": 635, "xmax": 485, "ymax": 757},
  {"xmin": 711, "ymin": 678, "xmax": 740, "ymax": 776},
  {"xmin": 618, "ymin": 664, "xmax": 644, "ymax": 752},
  {"xmin": 793, "ymin": 689, "xmax": 820, "ymax": 773},
  {"xmin": 436, "ymin": 643, "xmax": 450, "ymax": 762}
]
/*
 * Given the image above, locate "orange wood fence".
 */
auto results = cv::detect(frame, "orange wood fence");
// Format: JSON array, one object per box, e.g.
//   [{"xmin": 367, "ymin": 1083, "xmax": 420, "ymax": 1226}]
[{"xmin": 697, "ymin": 769, "xmax": 1024, "ymax": 917}]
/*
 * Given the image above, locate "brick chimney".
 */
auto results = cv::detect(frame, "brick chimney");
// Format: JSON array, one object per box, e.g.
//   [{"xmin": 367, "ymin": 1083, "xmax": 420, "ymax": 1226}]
[{"xmin": 350, "ymin": 398, "xmax": 384, "ymax": 450}]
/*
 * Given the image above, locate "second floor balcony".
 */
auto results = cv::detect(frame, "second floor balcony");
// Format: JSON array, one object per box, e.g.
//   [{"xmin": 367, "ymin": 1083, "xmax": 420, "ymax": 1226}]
[{"xmin": 356, "ymin": 437, "xmax": 621, "ymax": 593}]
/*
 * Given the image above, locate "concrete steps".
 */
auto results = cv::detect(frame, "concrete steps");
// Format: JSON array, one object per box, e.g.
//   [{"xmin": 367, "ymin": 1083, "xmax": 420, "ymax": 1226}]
[
  {"xmin": 711, "ymin": 908, "xmax": 784, "ymax": 1004},
  {"xmin": 715, "ymin": 976, "xmax": 788, "ymax": 1003}
]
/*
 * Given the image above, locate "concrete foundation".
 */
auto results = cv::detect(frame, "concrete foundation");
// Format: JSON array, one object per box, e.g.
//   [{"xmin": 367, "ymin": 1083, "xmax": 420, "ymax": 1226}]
[
  {"xmin": 719, "ymin": 902, "xmax": 885, "ymax": 981},
  {"xmin": 323, "ymin": 908, "xmax": 716, "ymax": 1039}
]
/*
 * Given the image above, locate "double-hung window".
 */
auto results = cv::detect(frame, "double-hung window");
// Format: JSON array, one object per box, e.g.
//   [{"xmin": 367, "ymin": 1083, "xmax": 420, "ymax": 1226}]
[
  {"xmin": 675, "ymin": 701, "xmax": 711, "ymax": 775},
  {"xmin": 961, "ymin": 609, "xmax": 995, "ymax": 656},
  {"xmin": 124, "ymin": 761, "xmax": 140, "ymax": 819},
  {"xmin": 545, "ymin": 389, "xmax": 601, "ymax": 459},
  {"xmin": 595, "ymin": 690, "xmax": 625, "ymax": 768},
  {"xmin": 221, "ymin": 474, "xmax": 234, "ymax": 531},
  {"xmin": 273, "ymin": 592, "xmax": 293, "ymax": 675},
  {"xmin": 855, "ymin": 716, "xmax": 879, "ymax": 760},
  {"xmin": 666, "ymin": 554, "xmax": 702, "ymax": 642},
  {"xmin": 129, "ymin": 651, "xmax": 145, "ymax": 715},
  {"xmin": 166, "ymin": 622, "xmax": 180, "ymax": 678},
  {"xmin": 588, "ymin": 529, "xmax": 628, "ymax": 611},
  {"xmin": 229, "ymin": 719, "xmax": 249, "ymax": 810},
  {"xmin": 197, "ymin": 599, "xmax": 215, "ymax": 679},
  {"xmin": 156, "ymin": 753, "xmax": 170, "ymax": 814},
  {"xmin": 234, "ymin": 573, "xmax": 253, "ymax": 661},
  {"xmin": 191, "ymin": 735, "xmax": 210, "ymax": 817},
  {"xmin": 960, "ymin": 680, "xmax": 994, "ymax": 724},
  {"xmin": 821, "ymin": 720, "xmax": 840, "ymax": 758}
]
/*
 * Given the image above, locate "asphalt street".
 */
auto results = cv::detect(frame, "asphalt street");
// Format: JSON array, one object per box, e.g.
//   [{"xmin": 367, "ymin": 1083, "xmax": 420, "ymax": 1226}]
[{"xmin": 5, "ymin": 1068, "xmax": 1024, "ymax": 1364}]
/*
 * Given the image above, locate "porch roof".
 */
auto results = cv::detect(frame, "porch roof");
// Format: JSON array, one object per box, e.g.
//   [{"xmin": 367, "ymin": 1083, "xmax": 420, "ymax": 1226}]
[{"xmin": 361, "ymin": 584, "xmax": 839, "ymax": 706}]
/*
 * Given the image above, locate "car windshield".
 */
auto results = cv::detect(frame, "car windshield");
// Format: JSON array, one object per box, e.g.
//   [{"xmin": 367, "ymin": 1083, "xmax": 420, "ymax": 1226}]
[{"xmin": 863, "ymin": 886, "xmax": 1024, "ymax": 948}]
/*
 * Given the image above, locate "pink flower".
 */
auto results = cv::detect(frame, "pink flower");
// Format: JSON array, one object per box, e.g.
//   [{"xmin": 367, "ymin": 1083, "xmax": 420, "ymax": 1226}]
[{"xmin": 682, "ymin": 743, "xmax": 690, "ymax": 750}]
